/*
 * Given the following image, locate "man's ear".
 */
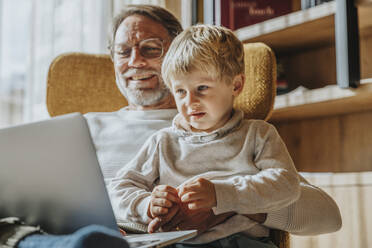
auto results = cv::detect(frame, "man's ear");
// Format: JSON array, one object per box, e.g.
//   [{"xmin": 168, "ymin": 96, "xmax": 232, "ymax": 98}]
[{"xmin": 232, "ymin": 74, "xmax": 245, "ymax": 97}]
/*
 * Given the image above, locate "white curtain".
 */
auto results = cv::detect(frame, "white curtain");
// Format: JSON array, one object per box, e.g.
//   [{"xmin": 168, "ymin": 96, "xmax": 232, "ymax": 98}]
[
  {"xmin": 0, "ymin": 0, "xmax": 112, "ymax": 128},
  {"xmin": 0, "ymin": 0, "xmax": 186, "ymax": 128}
]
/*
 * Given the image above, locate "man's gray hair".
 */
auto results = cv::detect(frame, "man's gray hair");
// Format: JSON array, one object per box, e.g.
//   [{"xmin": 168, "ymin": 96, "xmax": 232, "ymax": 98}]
[{"xmin": 108, "ymin": 5, "xmax": 183, "ymax": 56}]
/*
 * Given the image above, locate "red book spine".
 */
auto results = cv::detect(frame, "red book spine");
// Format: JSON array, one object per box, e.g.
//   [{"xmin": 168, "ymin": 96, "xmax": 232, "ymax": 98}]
[{"xmin": 220, "ymin": 0, "xmax": 293, "ymax": 30}]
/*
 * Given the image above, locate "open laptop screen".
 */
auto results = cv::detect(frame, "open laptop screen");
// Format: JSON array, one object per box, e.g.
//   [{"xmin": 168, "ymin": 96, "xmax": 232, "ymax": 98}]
[{"xmin": 0, "ymin": 113, "xmax": 118, "ymax": 234}]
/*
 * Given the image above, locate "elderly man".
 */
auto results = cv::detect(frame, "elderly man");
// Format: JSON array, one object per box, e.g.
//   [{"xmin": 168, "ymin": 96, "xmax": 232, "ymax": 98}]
[
  {"xmin": 86, "ymin": 4, "xmax": 341, "ymax": 237},
  {"xmin": 1, "ymin": 4, "xmax": 341, "ymax": 248}
]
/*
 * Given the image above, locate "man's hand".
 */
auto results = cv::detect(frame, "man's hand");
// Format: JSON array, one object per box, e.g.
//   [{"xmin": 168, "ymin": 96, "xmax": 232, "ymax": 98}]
[
  {"xmin": 243, "ymin": 213, "xmax": 267, "ymax": 224},
  {"xmin": 177, "ymin": 178, "xmax": 216, "ymax": 210},
  {"xmin": 147, "ymin": 185, "xmax": 179, "ymax": 219},
  {"xmin": 161, "ymin": 206, "xmax": 235, "ymax": 234}
]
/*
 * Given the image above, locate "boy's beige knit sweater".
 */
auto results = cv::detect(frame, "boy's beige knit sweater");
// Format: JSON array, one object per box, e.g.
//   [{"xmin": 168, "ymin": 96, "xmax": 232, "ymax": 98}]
[{"xmin": 109, "ymin": 110, "xmax": 302, "ymax": 243}]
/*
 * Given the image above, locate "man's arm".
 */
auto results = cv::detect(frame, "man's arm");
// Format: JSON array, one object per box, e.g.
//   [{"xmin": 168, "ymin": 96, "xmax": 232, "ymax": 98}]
[
  {"xmin": 263, "ymin": 174, "xmax": 342, "ymax": 235},
  {"xmin": 160, "ymin": 175, "xmax": 341, "ymax": 236}
]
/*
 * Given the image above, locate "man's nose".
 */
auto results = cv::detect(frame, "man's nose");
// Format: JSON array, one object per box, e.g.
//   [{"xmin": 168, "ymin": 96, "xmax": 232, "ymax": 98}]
[{"xmin": 127, "ymin": 47, "xmax": 147, "ymax": 68}]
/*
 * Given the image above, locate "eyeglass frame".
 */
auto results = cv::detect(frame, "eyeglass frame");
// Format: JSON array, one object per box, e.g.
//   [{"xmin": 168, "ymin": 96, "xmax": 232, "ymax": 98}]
[{"xmin": 112, "ymin": 38, "xmax": 167, "ymax": 61}]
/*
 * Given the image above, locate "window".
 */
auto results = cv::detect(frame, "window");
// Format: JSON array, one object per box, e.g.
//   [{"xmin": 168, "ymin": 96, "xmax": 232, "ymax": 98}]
[{"xmin": 0, "ymin": 0, "xmax": 111, "ymax": 128}]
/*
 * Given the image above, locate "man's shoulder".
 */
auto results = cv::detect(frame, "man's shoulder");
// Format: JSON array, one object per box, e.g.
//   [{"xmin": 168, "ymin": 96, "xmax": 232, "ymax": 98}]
[
  {"xmin": 84, "ymin": 108, "xmax": 177, "ymax": 122},
  {"xmin": 83, "ymin": 109, "xmax": 131, "ymax": 126},
  {"xmin": 84, "ymin": 110, "xmax": 119, "ymax": 120},
  {"xmin": 83, "ymin": 110, "xmax": 123, "ymax": 134}
]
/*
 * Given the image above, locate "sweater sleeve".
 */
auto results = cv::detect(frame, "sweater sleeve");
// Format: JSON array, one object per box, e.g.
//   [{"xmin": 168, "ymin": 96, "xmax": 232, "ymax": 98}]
[
  {"xmin": 213, "ymin": 121, "xmax": 301, "ymax": 215},
  {"xmin": 107, "ymin": 134, "xmax": 160, "ymax": 225},
  {"xmin": 263, "ymin": 174, "xmax": 342, "ymax": 235}
]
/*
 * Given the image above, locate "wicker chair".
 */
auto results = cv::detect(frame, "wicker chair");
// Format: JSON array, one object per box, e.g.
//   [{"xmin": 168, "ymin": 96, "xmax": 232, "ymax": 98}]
[{"xmin": 47, "ymin": 42, "xmax": 289, "ymax": 248}]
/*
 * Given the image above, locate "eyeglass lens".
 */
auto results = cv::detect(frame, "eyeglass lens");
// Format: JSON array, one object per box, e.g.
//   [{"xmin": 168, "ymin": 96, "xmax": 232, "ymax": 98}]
[{"xmin": 116, "ymin": 39, "xmax": 163, "ymax": 59}]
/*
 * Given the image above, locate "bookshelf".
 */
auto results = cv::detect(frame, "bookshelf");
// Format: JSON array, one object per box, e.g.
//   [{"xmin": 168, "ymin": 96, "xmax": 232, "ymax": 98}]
[
  {"xmin": 232, "ymin": 1, "xmax": 372, "ymax": 172},
  {"xmin": 234, "ymin": 1, "xmax": 372, "ymax": 120},
  {"xmin": 271, "ymin": 80, "xmax": 372, "ymax": 121},
  {"xmin": 235, "ymin": 2, "xmax": 337, "ymax": 52},
  {"xmin": 356, "ymin": 0, "xmax": 372, "ymax": 5},
  {"xmin": 236, "ymin": 1, "xmax": 372, "ymax": 54}
]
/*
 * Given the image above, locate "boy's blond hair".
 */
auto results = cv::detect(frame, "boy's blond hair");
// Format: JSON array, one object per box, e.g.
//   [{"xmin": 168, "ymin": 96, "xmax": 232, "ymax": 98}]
[{"xmin": 162, "ymin": 24, "xmax": 244, "ymax": 88}]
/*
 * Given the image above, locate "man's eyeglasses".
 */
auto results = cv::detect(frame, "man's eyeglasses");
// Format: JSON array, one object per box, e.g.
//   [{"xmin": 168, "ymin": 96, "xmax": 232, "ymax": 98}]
[{"xmin": 114, "ymin": 38, "xmax": 165, "ymax": 60}]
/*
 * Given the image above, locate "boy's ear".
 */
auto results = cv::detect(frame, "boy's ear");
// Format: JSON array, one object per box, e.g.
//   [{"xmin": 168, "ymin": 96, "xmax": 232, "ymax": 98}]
[{"xmin": 232, "ymin": 74, "xmax": 245, "ymax": 97}]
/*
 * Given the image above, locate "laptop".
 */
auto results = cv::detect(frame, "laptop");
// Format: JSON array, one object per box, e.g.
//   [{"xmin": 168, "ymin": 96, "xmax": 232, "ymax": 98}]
[{"xmin": 0, "ymin": 113, "xmax": 196, "ymax": 247}]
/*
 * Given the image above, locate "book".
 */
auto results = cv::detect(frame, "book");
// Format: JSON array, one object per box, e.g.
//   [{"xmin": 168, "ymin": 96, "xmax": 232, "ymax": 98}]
[
  {"xmin": 276, "ymin": 59, "xmax": 290, "ymax": 95},
  {"xmin": 301, "ymin": 0, "xmax": 333, "ymax": 9},
  {"xmin": 220, "ymin": 0, "xmax": 293, "ymax": 30}
]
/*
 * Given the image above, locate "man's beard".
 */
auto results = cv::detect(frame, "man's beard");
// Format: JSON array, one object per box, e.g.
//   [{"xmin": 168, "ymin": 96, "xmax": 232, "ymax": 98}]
[
  {"xmin": 124, "ymin": 81, "xmax": 170, "ymax": 106},
  {"xmin": 116, "ymin": 69, "xmax": 170, "ymax": 107}
]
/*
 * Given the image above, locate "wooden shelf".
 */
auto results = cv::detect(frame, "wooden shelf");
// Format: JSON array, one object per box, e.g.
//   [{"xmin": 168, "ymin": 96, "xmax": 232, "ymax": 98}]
[
  {"xmin": 234, "ymin": 1, "xmax": 372, "ymax": 122},
  {"xmin": 356, "ymin": 0, "xmax": 372, "ymax": 6},
  {"xmin": 359, "ymin": 4, "xmax": 372, "ymax": 37},
  {"xmin": 235, "ymin": 1, "xmax": 372, "ymax": 53},
  {"xmin": 270, "ymin": 80, "xmax": 372, "ymax": 122},
  {"xmin": 235, "ymin": 2, "xmax": 336, "ymax": 52}
]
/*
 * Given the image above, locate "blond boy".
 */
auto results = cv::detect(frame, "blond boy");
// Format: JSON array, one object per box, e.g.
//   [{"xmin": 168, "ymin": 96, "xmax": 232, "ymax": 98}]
[{"xmin": 109, "ymin": 25, "xmax": 300, "ymax": 247}]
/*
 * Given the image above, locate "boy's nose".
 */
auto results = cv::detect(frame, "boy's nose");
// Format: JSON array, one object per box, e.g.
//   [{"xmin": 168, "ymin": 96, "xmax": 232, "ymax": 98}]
[
  {"xmin": 186, "ymin": 92, "xmax": 198, "ymax": 105},
  {"xmin": 127, "ymin": 47, "xmax": 147, "ymax": 68}
]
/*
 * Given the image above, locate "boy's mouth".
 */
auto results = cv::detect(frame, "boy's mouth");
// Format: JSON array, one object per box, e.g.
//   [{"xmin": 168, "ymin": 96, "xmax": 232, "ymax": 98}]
[{"xmin": 189, "ymin": 112, "xmax": 205, "ymax": 119}]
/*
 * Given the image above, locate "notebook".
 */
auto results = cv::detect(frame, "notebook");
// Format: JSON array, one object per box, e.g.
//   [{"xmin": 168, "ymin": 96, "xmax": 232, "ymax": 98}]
[
  {"xmin": 124, "ymin": 230, "xmax": 197, "ymax": 248},
  {"xmin": 0, "ymin": 113, "xmax": 196, "ymax": 247}
]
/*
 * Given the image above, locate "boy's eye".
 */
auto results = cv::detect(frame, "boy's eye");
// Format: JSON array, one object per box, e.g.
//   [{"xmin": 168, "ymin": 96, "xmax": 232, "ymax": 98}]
[
  {"xmin": 197, "ymin": 85, "xmax": 209, "ymax": 91},
  {"xmin": 175, "ymin": 89, "xmax": 186, "ymax": 95}
]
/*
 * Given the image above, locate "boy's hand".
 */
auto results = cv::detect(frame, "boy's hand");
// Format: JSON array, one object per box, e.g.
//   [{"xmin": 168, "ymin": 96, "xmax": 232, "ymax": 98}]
[
  {"xmin": 148, "ymin": 185, "xmax": 180, "ymax": 219},
  {"xmin": 177, "ymin": 178, "xmax": 217, "ymax": 210},
  {"xmin": 147, "ymin": 204, "xmax": 179, "ymax": 233}
]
